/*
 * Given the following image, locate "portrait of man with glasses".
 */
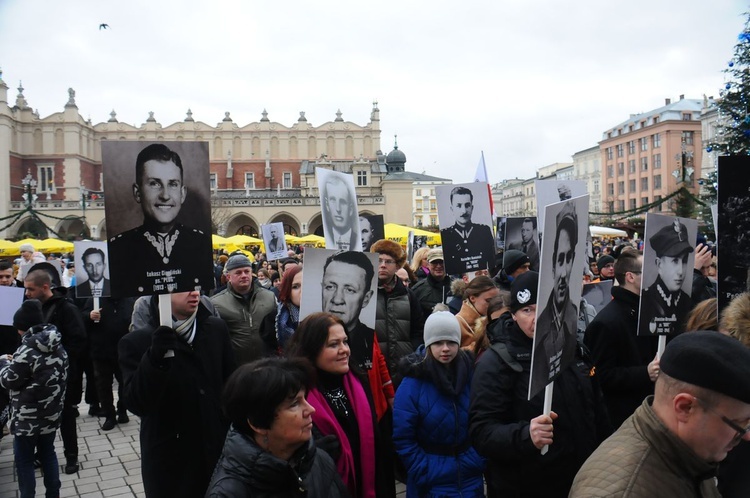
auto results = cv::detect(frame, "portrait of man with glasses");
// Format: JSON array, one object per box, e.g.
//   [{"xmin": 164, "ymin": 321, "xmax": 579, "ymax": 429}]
[{"xmin": 105, "ymin": 142, "xmax": 214, "ymax": 297}]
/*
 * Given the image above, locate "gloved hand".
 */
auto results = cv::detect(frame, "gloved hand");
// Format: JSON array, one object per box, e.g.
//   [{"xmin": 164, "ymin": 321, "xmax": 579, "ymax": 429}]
[{"xmin": 149, "ymin": 326, "xmax": 177, "ymax": 366}]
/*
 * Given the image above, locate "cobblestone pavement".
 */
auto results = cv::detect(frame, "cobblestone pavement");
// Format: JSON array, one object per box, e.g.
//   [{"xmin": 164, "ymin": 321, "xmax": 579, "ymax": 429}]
[{"xmin": 0, "ymin": 404, "xmax": 407, "ymax": 497}]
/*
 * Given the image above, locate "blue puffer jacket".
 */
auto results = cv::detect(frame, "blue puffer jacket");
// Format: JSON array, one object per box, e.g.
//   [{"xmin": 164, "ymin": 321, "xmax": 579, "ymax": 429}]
[{"xmin": 393, "ymin": 348, "xmax": 485, "ymax": 498}]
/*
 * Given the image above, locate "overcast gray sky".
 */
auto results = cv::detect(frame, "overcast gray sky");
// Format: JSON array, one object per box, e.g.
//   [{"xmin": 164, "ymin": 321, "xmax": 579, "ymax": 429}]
[{"xmin": 0, "ymin": 0, "xmax": 745, "ymax": 183}]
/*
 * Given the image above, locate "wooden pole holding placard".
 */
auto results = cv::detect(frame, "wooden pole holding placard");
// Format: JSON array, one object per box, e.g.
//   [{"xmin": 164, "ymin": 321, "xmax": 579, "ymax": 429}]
[
  {"xmin": 657, "ymin": 335, "xmax": 667, "ymax": 359},
  {"xmin": 93, "ymin": 297, "xmax": 100, "ymax": 323},
  {"xmin": 541, "ymin": 382, "xmax": 554, "ymax": 455}
]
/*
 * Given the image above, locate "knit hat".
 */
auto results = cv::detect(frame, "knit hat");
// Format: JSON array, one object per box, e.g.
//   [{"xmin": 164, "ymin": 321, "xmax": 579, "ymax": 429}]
[
  {"xmin": 19, "ymin": 243, "xmax": 34, "ymax": 253},
  {"xmin": 225, "ymin": 254, "xmax": 252, "ymax": 272},
  {"xmin": 596, "ymin": 255, "xmax": 615, "ymax": 272},
  {"xmin": 661, "ymin": 330, "xmax": 750, "ymax": 404},
  {"xmin": 14, "ymin": 299, "xmax": 44, "ymax": 331},
  {"xmin": 426, "ymin": 248, "xmax": 444, "ymax": 263},
  {"xmin": 370, "ymin": 239, "xmax": 406, "ymax": 267},
  {"xmin": 510, "ymin": 271, "xmax": 539, "ymax": 312},
  {"xmin": 424, "ymin": 311, "xmax": 461, "ymax": 347},
  {"xmin": 503, "ymin": 250, "xmax": 530, "ymax": 275}
]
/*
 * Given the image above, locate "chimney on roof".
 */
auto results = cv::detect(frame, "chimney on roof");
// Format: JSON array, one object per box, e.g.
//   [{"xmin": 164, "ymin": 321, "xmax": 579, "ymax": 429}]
[
  {"xmin": 665, "ymin": 98, "xmax": 671, "ymax": 105},
  {"xmin": 679, "ymin": 94, "xmax": 685, "ymax": 100}
]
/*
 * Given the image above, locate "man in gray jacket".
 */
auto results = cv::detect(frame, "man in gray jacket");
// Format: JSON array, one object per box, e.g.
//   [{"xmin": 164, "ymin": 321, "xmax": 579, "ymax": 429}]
[{"xmin": 210, "ymin": 254, "xmax": 276, "ymax": 364}]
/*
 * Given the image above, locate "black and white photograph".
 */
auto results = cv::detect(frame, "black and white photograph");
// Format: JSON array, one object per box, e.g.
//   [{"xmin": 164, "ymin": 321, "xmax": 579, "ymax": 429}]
[
  {"xmin": 717, "ymin": 156, "xmax": 750, "ymax": 310},
  {"xmin": 495, "ymin": 216, "xmax": 506, "ymax": 251},
  {"xmin": 582, "ymin": 280, "xmax": 614, "ymax": 315},
  {"xmin": 436, "ymin": 182, "xmax": 496, "ymax": 274},
  {"xmin": 359, "ymin": 214, "xmax": 384, "ymax": 253},
  {"xmin": 74, "ymin": 241, "xmax": 111, "ymax": 298},
  {"xmin": 102, "ymin": 141, "xmax": 214, "ymax": 297},
  {"xmin": 505, "ymin": 216, "xmax": 540, "ymax": 272},
  {"xmin": 529, "ymin": 194, "xmax": 589, "ymax": 399},
  {"xmin": 0, "ymin": 285, "xmax": 25, "ymax": 327},
  {"xmin": 637, "ymin": 213, "xmax": 698, "ymax": 336},
  {"xmin": 535, "ymin": 180, "xmax": 587, "ymax": 235},
  {"xmin": 299, "ymin": 248, "xmax": 379, "ymax": 370},
  {"xmin": 316, "ymin": 168, "xmax": 362, "ymax": 251},
  {"xmin": 261, "ymin": 222, "xmax": 288, "ymax": 261}
]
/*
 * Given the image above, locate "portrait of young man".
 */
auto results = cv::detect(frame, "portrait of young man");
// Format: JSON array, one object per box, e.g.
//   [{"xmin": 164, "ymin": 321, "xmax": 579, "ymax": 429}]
[
  {"xmin": 103, "ymin": 142, "xmax": 214, "ymax": 297},
  {"xmin": 316, "ymin": 168, "xmax": 362, "ymax": 251},
  {"xmin": 359, "ymin": 214, "xmax": 384, "ymax": 253},
  {"xmin": 74, "ymin": 241, "xmax": 111, "ymax": 298},
  {"xmin": 436, "ymin": 183, "xmax": 495, "ymax": 275},
  {"xmin": 530, "ymin": 195, "xmax": 589, "ymax": 398},
  {"xmin": 506, "ymin": 217, "xmax": 540, "ymax": 272},
  {"xmin": 638, "ymin": 214, "xmax": 697, "ymax": 337}
]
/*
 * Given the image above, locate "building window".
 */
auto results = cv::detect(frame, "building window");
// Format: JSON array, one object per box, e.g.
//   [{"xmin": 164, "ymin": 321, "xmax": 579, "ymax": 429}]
[
  {"xmin": 652, "ymin": 133, "xmax": 661, "ymax": 148},
  {"xmin": 630, "ymin": 199, "xmax": 637, "ymax": 210},
  {"xmin": 607, "ymin": 165, "xmax": 614, "ymax": 178},
  {"xmin": 629, "ymin": 179, "xmax": 636, "ymax": 193},
  {"xmin": 682, "ymin": 131, "xmax": 694, "ymax": 145},
  {"xmin": 607, "ymin": 147, "xmax": 613, "ymax": 160},
  {"xmin": 209, "ymin": 173, "xmax": 217, "ymax": 190},
  {"xmin": 616, "ymin": 144, "xmax": 624, "ymax": 157},
  {"xmin": 593, "ymin": 179, "xmax": 600, "ymax": 193},
  {"xmin": 641, "ymin": 177, "xmax": 649, "ymax": 191},
  {"xmin": 618, "ymin": 181, "xmax": 625, "ymax": 195},
  {"xmin": 642, "ymin": 196, "xmax": 649, "ymax": 206},
  {"xmin": 640, "ymin": 138, "xmax": 648, "ymax": 151},
  {"xmin": 607, "ymin": 183, "xmax": 614, "ymax": 196},
  {"xmin": 641, "ymin": 157, "xmax": 648, "ymax": 171},
  {"xmin": 682, "ymin": 113, "xmax": 692, "ymax": 121},
  {"xmin": 430, "ymin": 189, "xmax": 435, "ymax": 196},
  {"xmin": 608, "ymin": 201, "xmax": 614, "ymax": 214},
  {"xmin": 629, "ymin": 160, "xmax": 636, "ymax": 174},
  {"xmin": 430, "ymin": 200, "xmax": 436, "ymax": 210},
  {"xmin": 283, "ymin": 172, "xmax": 292, "ymax": 188},
  {"xmin": 245, "ymin": 172, "xmax": 255, "ymax": 189},
  {"xmin": 416, "ymin": 200, "xmax": 423, "ymax": 211},
  {"xmin": 654, "ymin": 175, "xmax": 662, "ymax": 189},
  {"xmin": 430, "ymin": 216, "xmax": 436, "ymax": 226},
  {"xmin": 357, "ymin": 170, "xmax": 367, "ymax": 186},
  {"xmin": 618, "ymin": 162, "xmax": 624, "ymax": 175},
  {"xmin": 653, "ymin": 153, "xmax": 662, "ymax": 169},
  {"xmin": 654, "ymin": 195, "xmax": 662, "ymax": 212},
  {"xmin": 416, "ymin": 189, "xmax": 422, "ymax": 196},
  {"xmin": 37, "ymin": 164, "xmax": 55, "ymax": 193},
  {"xmin": 628, "ymin": 141, "xmax": 636, "ymax": 155},
  {"xmin": 618, "ymin": 200, "xmax": 625, "ymax": 211}
]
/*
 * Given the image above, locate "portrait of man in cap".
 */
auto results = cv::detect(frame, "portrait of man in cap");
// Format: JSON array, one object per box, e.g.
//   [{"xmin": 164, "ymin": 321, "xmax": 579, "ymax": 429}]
[
  {"xmin": 103, "ymin": 142, "xmax": 214, "ymax": 297},
  {"xmin": 638, "ymin": 214, "xmax": 697, "ymax": 337},
  {"xmin": 437, "ymin": 183, "xmax": 496, "ymax": 275},
  {"xmin": 530, "ymin": 196, "xmax": 588, "ymax": 398}
]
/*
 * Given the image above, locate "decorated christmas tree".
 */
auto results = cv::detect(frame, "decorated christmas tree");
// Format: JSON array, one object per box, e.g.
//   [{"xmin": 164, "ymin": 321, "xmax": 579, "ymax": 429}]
[{"xmin": 708, "ymin": 13, "xmax": 750, "ymax": 155}]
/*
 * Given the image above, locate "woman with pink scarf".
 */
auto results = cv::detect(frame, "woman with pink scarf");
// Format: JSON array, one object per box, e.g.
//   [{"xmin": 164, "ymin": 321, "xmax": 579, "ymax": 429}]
[{"xmin": 286, "ymin": 312, "xmax": 396, "ymax": 498}]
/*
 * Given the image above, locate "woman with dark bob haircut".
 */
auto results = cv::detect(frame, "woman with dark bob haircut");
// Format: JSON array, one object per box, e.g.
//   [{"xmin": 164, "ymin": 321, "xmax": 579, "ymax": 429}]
[
  {"xmin": 205, "ymin": 357, "xmax": 348, "ymax": 497},
  {"xmin": 286, "ymin": 312, "xmax": 395, "ymax": 498}
]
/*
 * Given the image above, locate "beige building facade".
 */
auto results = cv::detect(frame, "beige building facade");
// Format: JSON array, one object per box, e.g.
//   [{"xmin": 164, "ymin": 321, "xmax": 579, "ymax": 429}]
[{"xmin": 0, "ymin": 73, "xmax": 426, "ymax": 241}]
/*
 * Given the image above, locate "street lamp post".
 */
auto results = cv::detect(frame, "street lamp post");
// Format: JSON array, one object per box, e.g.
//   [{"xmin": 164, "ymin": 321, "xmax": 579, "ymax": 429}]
[{"xmin": 21, "ymin": 172, "xmax": 38, "ymax": 208}]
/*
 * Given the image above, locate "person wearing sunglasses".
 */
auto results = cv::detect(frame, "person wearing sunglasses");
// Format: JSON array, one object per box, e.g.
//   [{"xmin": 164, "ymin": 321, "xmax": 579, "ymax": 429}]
[{"xmin": 571, "ymin": 331, "xmax": 750, "ymax": 497}]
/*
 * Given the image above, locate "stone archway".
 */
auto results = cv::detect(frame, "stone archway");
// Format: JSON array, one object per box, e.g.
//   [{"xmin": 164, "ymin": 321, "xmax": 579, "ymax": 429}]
[
  {"xmin": 55, "ymin": 216, "xmax": 89, "ymax": 241},
  {"xmin": 308, "ymin": 213, "xmax": 323, "ymax": 237},
  {"xmin": 226, "ymin": 213, "xmax": 259, "ymax": 237},
  {"xmin": 12, "ymin": 216, "xmax": 49, "ymax": 239}
]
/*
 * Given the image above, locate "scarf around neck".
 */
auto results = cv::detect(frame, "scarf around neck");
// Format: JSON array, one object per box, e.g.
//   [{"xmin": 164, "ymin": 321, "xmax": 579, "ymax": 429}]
[{"xmin": 173, "ymin": 308, "xmax": 198, "ymax": 345}]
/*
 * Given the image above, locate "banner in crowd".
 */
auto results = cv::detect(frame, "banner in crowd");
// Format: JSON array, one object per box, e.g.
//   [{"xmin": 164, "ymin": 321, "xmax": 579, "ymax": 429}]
[
  {"xmin": 102, "ymin": 141, "xmax": 214, "ymax": 297},
  {"xmin": 359, "ymin": 214, "xmax": 384, "ymax": 253},
  {"xmin": 504, "ymin": 216, "xmax": 540, "ymax": 272},
  {"xmin": 436, "ymin": 182, "xmax": 496, "ymax": 274},
  {"xmin": 637, "ymin": 213, "xmax": 697, "ymax": 336},
  {"xmin": 261, "ymin": 222, "xmax": 288, "ymax": 261},
  {"xmin": 529, "ymin": 194, "xmax": 589, "ymax": 399},
  {"xmin": 316, "ymin": 168, "xmax": 362, "ymax": 251},
  {"xmin": 717, "ymin": 156, "xmax": 750, "ymax": 310},
  {"xmin": 74, "ymin": 241, "xmax": 111, "ymax": 299},
  {"xmin": 0, "ymin": 285, "xmax": 25, "ymax": 327},
  {"xmin": 535, "ymin": 180, "xmax": 587, "ymax": 236}
]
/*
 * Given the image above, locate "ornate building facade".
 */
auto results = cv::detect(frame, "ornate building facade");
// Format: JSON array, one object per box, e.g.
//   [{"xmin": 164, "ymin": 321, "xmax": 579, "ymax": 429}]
[{"xmin": 0, "ymin": 72, "xmax": 426, "ymax": 240}]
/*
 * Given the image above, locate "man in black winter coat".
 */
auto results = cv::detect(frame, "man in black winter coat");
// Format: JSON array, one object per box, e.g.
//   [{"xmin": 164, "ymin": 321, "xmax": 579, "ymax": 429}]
[
  {"xmin": 119, "ymin": 291, "xmax": 236, "ymax": 498},
  {"xmin": 411, "ymin": 248, "xmax": 452, "ymax": 318},
  {"xmin": 584, "ymin": 248, "xmax": 659, "ymax": 429}
]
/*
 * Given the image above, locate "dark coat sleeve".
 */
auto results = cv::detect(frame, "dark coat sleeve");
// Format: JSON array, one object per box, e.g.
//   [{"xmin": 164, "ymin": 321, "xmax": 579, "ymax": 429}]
[
  {"xmin": 117, "ymin": 328, "xmax": 172, "ymax": 417},
  {"xmin": 469, "ymin": 350, "xmax": 538, "ymax": 461},
  {"xmin": 57, "ymin": 300, "xmax": 87, "ymax": 359},
  {"xmin": 407, "ymin": 288, "xmax": 425, "ymax": 349}
]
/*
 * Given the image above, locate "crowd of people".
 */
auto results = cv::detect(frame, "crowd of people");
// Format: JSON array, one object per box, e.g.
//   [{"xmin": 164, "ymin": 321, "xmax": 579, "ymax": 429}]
[{"xmin": 1, "ymin": 229, "xmax": 749, "ymax": 498}]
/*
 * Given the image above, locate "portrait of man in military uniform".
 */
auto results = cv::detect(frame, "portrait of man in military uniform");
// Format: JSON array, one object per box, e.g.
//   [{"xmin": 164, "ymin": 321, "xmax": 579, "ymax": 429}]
[
  {"xmin": 638, "ymin": 214, "xmax": 697, "ymax": 337},
  {"xmin": 437, "ymin": 183, "xmax": 495, "ymax": 275},
  {"xmin": 530, "ymin": 195, "xmax": 589, "ymax": 399},
  {"xmin": 103, "ymin": 142, "xmax": 214, "ymax": 297}
]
